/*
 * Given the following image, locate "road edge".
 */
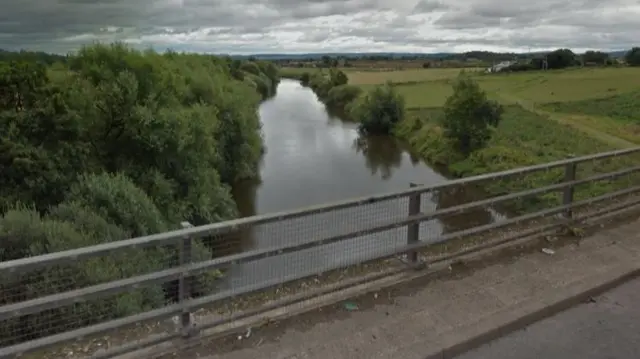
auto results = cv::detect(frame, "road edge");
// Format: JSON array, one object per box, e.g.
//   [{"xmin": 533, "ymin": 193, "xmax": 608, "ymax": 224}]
[{"xmin": 429, "ymin": 267, "xmax": 640, "ymax": 359}]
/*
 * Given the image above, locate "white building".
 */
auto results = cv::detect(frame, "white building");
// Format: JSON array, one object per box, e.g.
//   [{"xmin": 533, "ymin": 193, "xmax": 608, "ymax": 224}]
[{"xmin": 486, "ymin": 61, "xmax": 516, "ymax": 73}]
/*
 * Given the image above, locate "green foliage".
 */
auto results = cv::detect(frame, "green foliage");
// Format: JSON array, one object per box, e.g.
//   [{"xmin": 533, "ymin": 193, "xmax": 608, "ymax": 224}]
[
  {"xmin": 329, "ymin": 69, "xmax": 348, "ymax": 86},
  {"xmin": 0, "ymin": 206, "xmax": 166, "ymax": 342},
  {"xmin": 542, "ymin": 90, "xmax": 640, "ymax": 122},
  {"xmin": 625, "ymin": 47, "xmax": 640, "ymax": 66},
  {"xmin": 65, "ymin": 172, "xmax": 169, "ymax": 236},
  {"xmin": 0, "ymin": 43, "xmax": 277, "ymax": 342},
  {"xmin": 441, "ymin": 75, "xmax": 503, "ymax": 155},
  {"xmin": 546, "ymin": 48, "xmax": 577, "ymax": 69},
  {"xmin": 306, "ymin": 69, "xmax": 350, "ymax": 101},
  {"xmin": 396, "ymin": 105, "xmax": 631, "ymax": 211},
  {"xmin": 308, "ymin": 71, "xmax": 334, "ymax": 99},
  {"xmin": 353, "ymin": 83, "xmax": 406, "ymax": 135},
  {"xmin": 325, "ymin": 84, "xmax": 362, "ymax": 112},
  {"xmin": 299, "ymin": 72, "xmax": 311, "ymax": 86},
  {"xmin": 582, "ymin": 51, "xmax": 610, "ymax": 65}
]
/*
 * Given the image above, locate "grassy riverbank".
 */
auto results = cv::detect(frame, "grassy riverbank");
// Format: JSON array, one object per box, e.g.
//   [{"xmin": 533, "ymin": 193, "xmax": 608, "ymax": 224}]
[{"xmin": 286, "ymin": 65, "xmax": 640, "ymax": 208}]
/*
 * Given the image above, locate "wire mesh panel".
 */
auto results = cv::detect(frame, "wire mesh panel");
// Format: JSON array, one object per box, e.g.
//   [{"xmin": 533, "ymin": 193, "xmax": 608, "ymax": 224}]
[
  {"xmin": 2, "ymin": 147, "xmax": 640, "ymax": 359},
  {"xmin": 0, "ymin": 242, "xmax": 179, "ymax": 350},
  {"xmin": 204, "ymin": 194, "xmax": 415, "ymax": 295}
]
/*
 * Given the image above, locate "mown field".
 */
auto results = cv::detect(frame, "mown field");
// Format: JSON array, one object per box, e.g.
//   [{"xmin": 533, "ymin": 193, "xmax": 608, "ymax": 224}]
[{"xmin": 344, "ymin": 66, "xmax": 640, "ymax": 207}]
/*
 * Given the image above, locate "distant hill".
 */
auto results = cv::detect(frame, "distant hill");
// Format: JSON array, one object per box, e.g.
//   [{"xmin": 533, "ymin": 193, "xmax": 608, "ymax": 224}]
[
  {"xmin": 232, "ymin": 50, "xmax": 630, "ymax": 61},
  {"xmin": 228, "ymin": 52, "xmax": 455, "ymax": 60},
  {"xmin": 608, "ymin": 50, "xmax": 628, "ymax": 58}
]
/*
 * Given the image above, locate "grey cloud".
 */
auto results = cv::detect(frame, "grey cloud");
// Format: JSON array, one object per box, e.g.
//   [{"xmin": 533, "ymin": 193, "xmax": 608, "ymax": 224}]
[
  {"xmin": 0, "ymin": 0, "xmax": 638, "ymax": 53},
  {"xmin": 434, "ymin": 12, "xmax": 504, "ymax": 30},
  {"xmin": 288, "ymin": 0, "xmax": 379, "ymax": 19},
  {"xmin": 412, "ymin": 0, "xmax": 449, "ymax": 13},
  {"xmin": 433, "ymin": 0, "xmax": 609, "ymax": 30}
]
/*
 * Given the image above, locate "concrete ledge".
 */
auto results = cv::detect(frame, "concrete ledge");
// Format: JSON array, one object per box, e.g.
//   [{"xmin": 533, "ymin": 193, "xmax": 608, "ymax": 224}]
[{"xmin": 427, "ymin": 267, "xmax": 640, "ymax": 359}]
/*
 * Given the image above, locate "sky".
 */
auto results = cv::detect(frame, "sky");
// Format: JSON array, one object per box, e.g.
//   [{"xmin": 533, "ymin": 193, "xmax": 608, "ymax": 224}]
[{"xmin": 1, "ymin": 0, "xmax": 639, "ymax": 54}]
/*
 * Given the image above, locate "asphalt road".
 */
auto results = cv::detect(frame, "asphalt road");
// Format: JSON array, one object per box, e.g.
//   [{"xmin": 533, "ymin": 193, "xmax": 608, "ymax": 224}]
[{"xmin": 457, "ymin": 277, "xmax": 640, "ymax": 359}]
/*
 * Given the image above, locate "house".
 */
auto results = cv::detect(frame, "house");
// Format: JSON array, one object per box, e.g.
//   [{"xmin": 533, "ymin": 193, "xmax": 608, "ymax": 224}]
[{"xmin": 485, "ymin": 60, "xmax": 516, "ymax": 73}]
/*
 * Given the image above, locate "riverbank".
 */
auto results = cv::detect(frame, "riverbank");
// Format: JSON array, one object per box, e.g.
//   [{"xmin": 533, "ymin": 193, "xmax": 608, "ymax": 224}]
[{"xmin": 287, "ymin": 66, "xmax": 640, "ymax": 209}]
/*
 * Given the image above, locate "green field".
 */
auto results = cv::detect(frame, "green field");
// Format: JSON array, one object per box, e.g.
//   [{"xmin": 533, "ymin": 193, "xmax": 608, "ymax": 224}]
[
  {"xmin": 355, "ymin": 66, "xmax": 640, "ymax": 207},
  {"xmin": 383, "ymin": 67, "xmax": 640, "ymax": 109}
]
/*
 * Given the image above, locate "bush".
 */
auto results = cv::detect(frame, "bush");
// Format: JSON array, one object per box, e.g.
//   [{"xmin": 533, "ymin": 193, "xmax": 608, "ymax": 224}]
[
  {"xmin": 325, "ymin": 84, "xmax": 362, "ymax": 112},
  {"xmin": 0, "ymin": 43, "xmax": 275, "ymax": 343},
  {"xmin": 625, "ymin": 47, "xmax": 640, "ymax": 66},
  {"xmin": 352, "ymin": 83, "xmax": 406, "ymax": 135},
  {"xmin": 300, "ymin": 72, "xmax": 311, "ymax": 86},
  {"xmin": 441, "ymin": 75, "xmax": 503, "ymax": 156},
  {"xmin": 0, "ymin": 206, "xmax": 165, "ymax": 343},
  {"xmin": 61, "ymin": 172, "xmax": 220, "ymax": 299}
]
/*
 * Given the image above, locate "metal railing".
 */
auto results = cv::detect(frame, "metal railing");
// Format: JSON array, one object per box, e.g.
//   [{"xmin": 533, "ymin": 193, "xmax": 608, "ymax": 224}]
[{"xmin": 2, "ymin": 147, "xmax": 640, "ymax": 359}]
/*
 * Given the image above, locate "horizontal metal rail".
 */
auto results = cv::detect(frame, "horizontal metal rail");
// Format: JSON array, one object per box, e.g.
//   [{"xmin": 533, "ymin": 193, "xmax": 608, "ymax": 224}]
[
  {"xmin": 3, "ymin": 182, "xmax": 639, "ymax": 359},
  {"xmin": 4, "ymin": 164, "xmax": 639, "ymax": 322},
  {"xmin": 1, "ymin": 146, "xmax": 639, "ymax": 273},
  {"xmin": 90, "ymin": 195, "xmax": 640, "ymax": 359}
]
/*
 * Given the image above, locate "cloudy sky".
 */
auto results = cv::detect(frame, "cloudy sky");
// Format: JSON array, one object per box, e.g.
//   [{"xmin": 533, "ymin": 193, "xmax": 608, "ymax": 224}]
[{"xmin": 1, "ymin": 0, "xmax": 639, "ymax": 54}]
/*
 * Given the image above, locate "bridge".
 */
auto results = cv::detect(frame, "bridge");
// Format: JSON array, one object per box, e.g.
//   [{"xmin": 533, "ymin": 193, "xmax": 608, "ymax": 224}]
[{"xmin": 2, "ymin": 147, "xmax": 640, "ymax": 359}]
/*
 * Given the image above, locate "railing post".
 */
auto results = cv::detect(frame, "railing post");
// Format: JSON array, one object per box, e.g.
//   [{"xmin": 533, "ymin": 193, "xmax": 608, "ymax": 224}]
[
  {"xmin": 407, "ymin": 183, "xmax": 421, "ymax": 264},
  {"xmin": 179, "ymin": 221, "xmax": 194, "ymax": 337},
  {"xmin": 563, "ymin": 157, "xmax": 577, "ymax": 220}
]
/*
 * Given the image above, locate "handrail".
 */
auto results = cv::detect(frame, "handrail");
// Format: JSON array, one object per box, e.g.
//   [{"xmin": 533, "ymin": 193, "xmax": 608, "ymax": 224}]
[{"xmin": 1, "ymin": 146, "xmax": 639, "ymax": 273}]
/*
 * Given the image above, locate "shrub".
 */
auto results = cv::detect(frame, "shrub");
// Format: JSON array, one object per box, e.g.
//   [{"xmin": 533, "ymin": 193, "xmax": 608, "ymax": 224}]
[
  {"xmin": 441, "ymin": 75, "xmax": 503, "ymax": 156},
  {"xmin": 625, "ymin": 47, "xmax": 640, "ymax": 67},
  {"xmin": 352, "ymin": 83, "xmax": 406, "ymax": 135},
  {"xmin": 325, "ymin": 84, "xmax": 362, "ymax": 112},
  {"xmin": 0, "ymin": 207, "xmax": 165, "ymax": 343}
]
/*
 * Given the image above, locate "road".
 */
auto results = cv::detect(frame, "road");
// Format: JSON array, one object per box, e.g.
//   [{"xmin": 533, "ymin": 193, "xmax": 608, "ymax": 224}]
[{"xmin": 457, "ymin": 276, "xmax": 640, "ymax": 359}]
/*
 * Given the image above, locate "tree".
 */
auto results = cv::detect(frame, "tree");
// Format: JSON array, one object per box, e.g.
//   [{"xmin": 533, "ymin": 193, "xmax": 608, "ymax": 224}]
[
  {"xmin": 546, "ymin": 48, "xmax": 576, "ymax": 69},
  {"xmin": 625, "ymin": 47, "xmax": 640, "ymax": 66},
  {"xmin": 329, "ymin": 68, "xmax": 348, "ymax": 87},
  {"xmin": 441, "ymin": 75, "xmax": 503, "ymax": 156},
  {"xmin": 352, "ymin": 83, "xmax": 405, "ymax": 135},
  {"xmin": 325, "ymin": 84, "xmax": 362, "ymax": 113},
  {"xmin": 582, "ymin": 51, "xmax": 609, "ymax": 65}
]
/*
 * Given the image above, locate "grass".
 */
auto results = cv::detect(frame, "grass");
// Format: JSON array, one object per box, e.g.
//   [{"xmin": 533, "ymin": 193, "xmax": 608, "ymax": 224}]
[
  {"xmin": 349, "ymin": 66, "xmax": 640, "ymax": 147},
  {"xmin": 542, "ymin": 90, "xmax": 640, "ymax": 122},
  {"xmin": 346, "ymin": 68, "xmax": 482, "ymax": 85},
  {"xmin": 396, "ymin": 105, "xmax": 639, "ymax": 211},
  {"xmin": 380, "ymin": 66, "xmax": 640, "ymax": 211},
  {"xmin": 521, "ymin": 86, "xmax": 640, "ymax": 147},
  {"xmin": 374, "ymin": 67, "xmax": 640, "ymax": 108}
]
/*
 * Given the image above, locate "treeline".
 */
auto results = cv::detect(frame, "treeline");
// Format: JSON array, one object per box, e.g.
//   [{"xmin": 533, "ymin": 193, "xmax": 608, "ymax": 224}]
[
  {"xmin": 0, "ymin": 49, "xmax": 67, "ymax": 64},
  {"xmin": 0, "ymin": 43, "xmax": 279, "ymax": 343},
  {"xmin": 274, "ymin": 47, "xmax": 638, "ymax": 70},
  {"xmin": 489, "ymin": 47, "xmax": 640, "ymax": 73}
]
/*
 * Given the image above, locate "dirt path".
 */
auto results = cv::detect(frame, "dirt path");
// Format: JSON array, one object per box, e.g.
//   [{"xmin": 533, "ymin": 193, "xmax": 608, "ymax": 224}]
[{"xmin": 496, "ymin": 93, "xmax": 637, "ymax": 149}]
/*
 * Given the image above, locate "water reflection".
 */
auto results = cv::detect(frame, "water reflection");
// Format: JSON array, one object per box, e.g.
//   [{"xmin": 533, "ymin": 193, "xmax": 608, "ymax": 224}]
[{"xmin": 353, "ymin": 136, "xmax": 404, "ymax": 180}]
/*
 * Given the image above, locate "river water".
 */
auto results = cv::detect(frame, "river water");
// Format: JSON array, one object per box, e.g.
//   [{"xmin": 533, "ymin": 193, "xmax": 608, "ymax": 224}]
[{"xmin": 223, "ymin": 79, "xmax": 499, "ymax": 291}]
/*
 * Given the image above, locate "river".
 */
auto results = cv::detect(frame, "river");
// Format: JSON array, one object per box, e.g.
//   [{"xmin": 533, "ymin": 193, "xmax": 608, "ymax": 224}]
[{"xmin": 222, "ymin": 79, "xmax": 500, "ymax": 291}]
